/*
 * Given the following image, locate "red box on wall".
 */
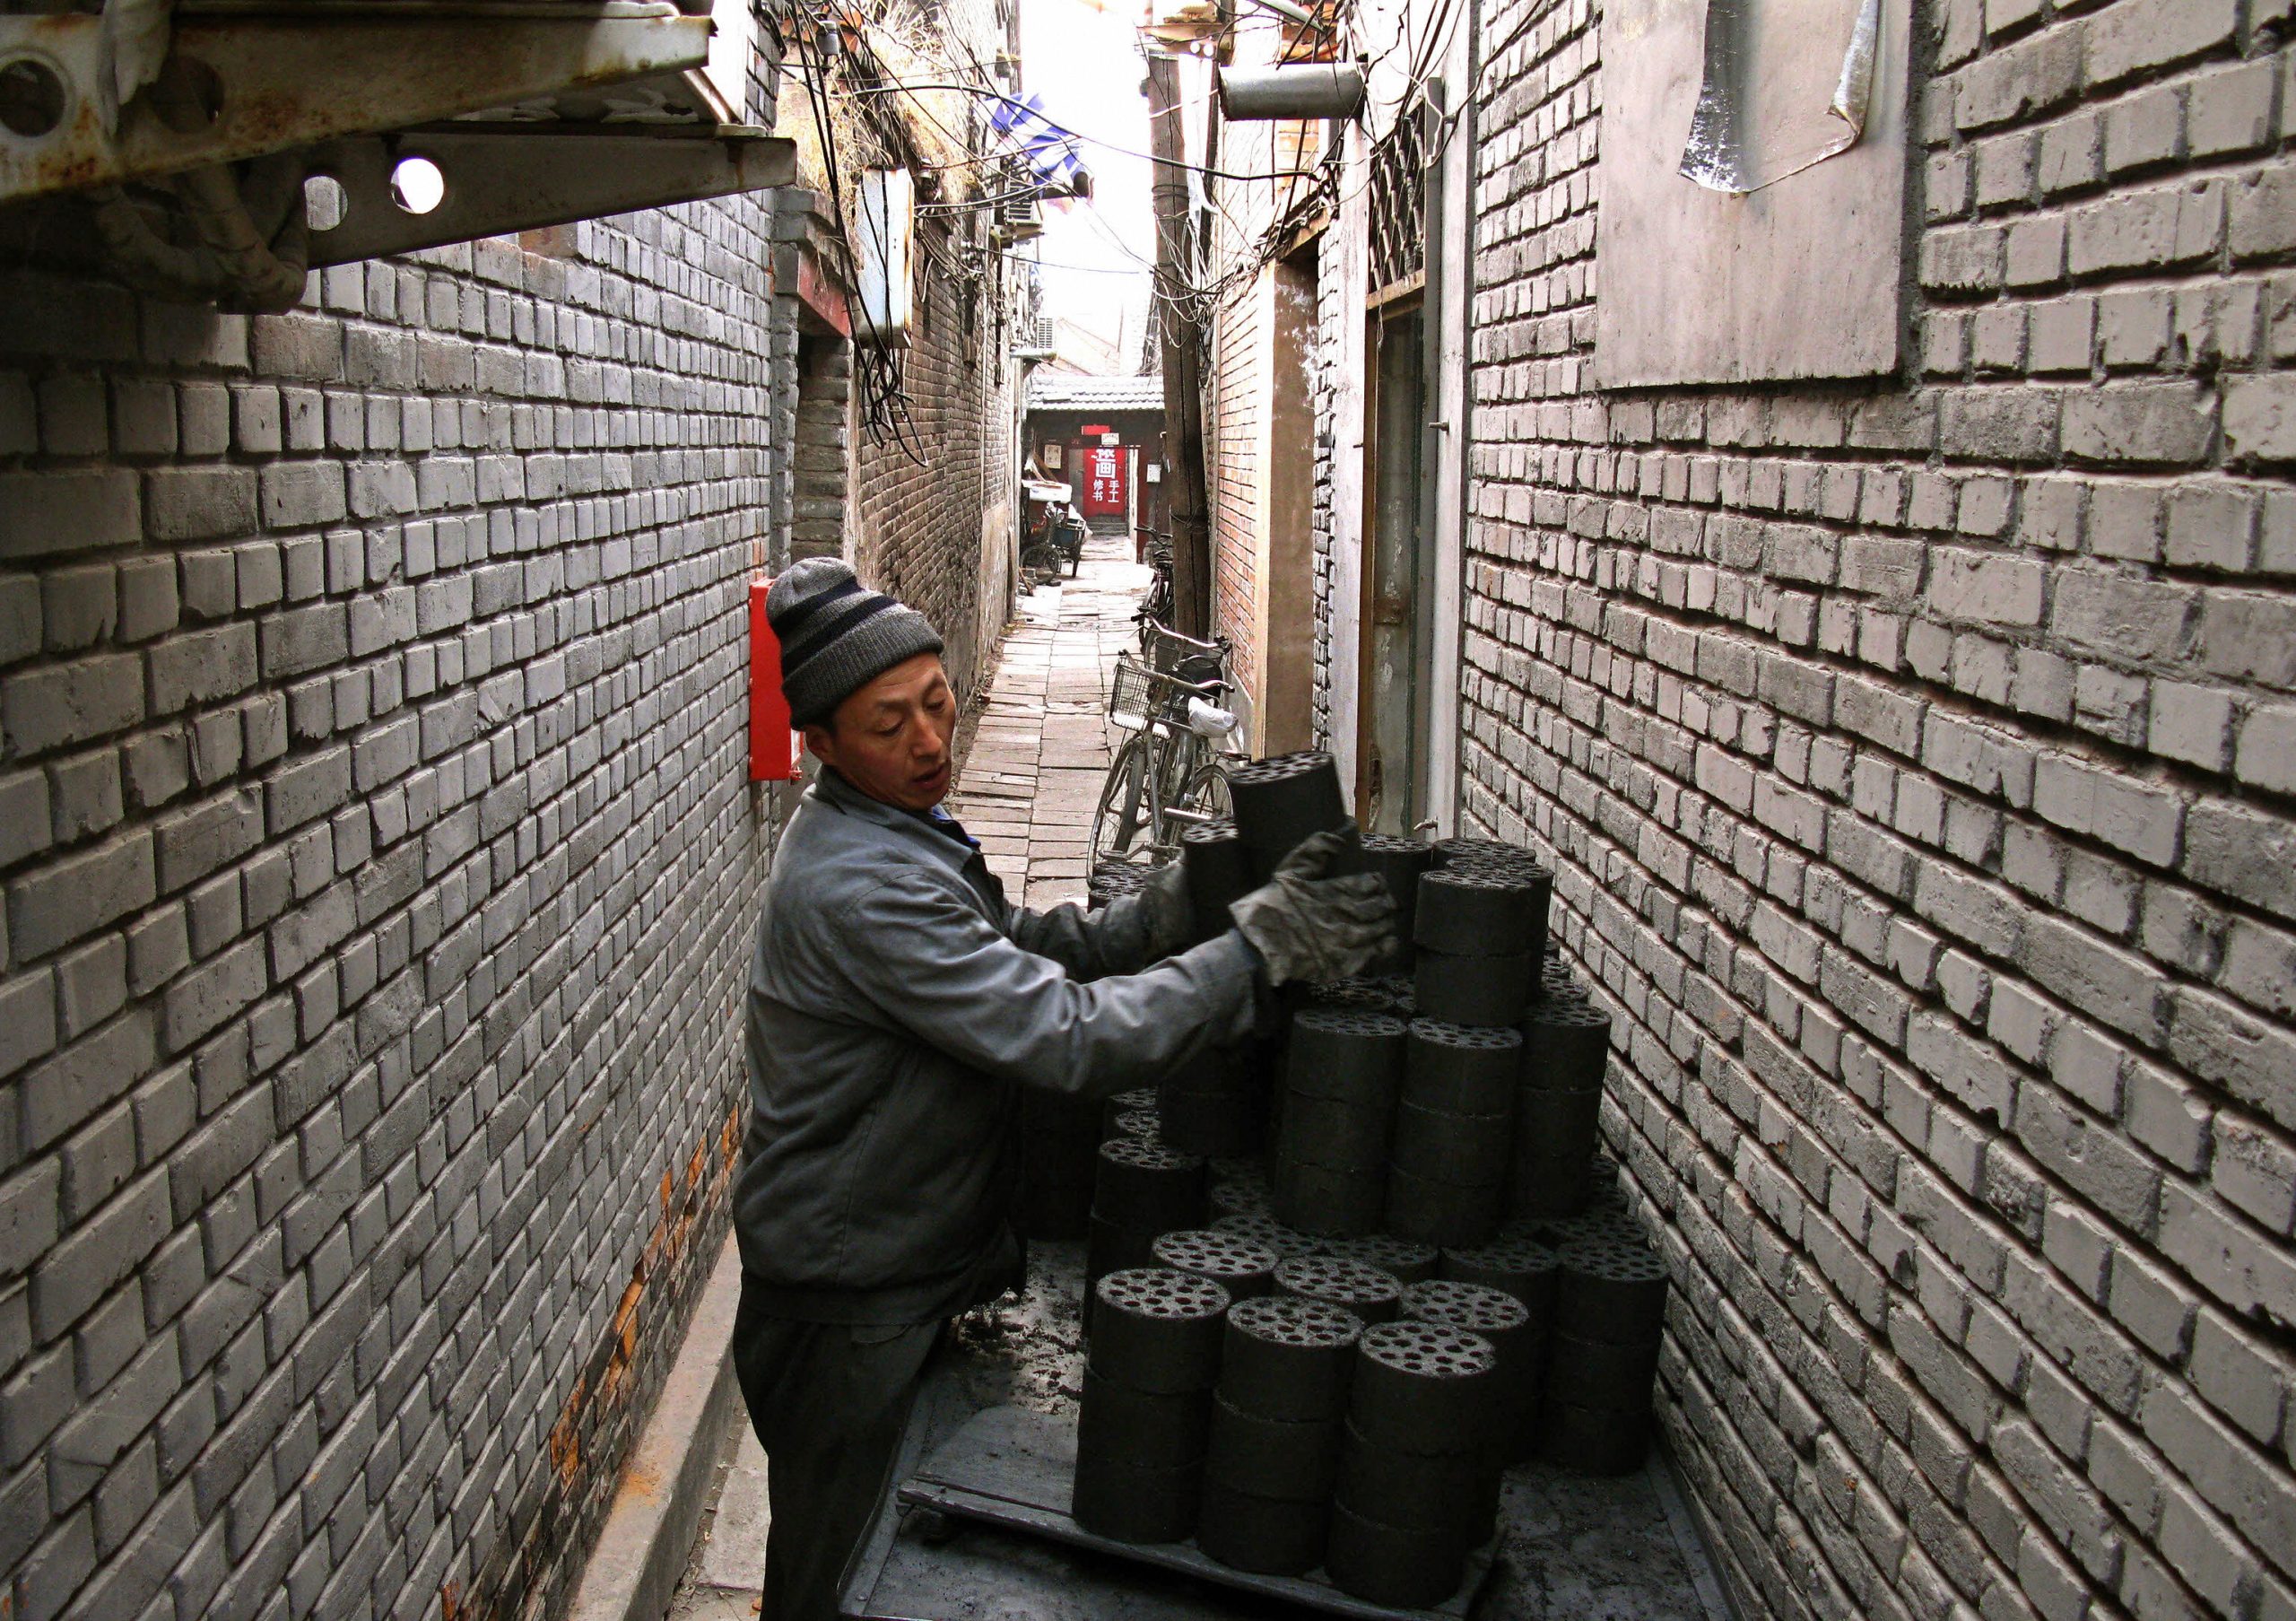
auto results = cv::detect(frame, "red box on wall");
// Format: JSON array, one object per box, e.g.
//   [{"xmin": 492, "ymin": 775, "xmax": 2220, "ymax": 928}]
[{"xmin": 750, "ymin": 578, "xmax": 799, "ymax": 781}]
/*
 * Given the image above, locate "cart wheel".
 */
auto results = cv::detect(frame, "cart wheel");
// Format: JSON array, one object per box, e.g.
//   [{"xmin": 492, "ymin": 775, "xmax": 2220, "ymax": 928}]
[{"xmin": 909, "ymin": 1508, "xmax": 960, "ymax": 1546}]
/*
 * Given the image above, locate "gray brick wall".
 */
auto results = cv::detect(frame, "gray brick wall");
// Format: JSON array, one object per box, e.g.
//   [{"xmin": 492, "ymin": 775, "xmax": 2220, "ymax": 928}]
[
  {"xmin": 791, "ymin": 338, "xmax": 854, "ymax": 562},
  {"xmin": 848, "ymin": 214, "xmax": 1020, "ymax": 702},
  {"xmin": 1459, "ymin": 1, "xmax": 2296, "ymax": 1618},
  {"xmin": 0, "ymin": 194, "xmax": 782, "ymax": 1617}
]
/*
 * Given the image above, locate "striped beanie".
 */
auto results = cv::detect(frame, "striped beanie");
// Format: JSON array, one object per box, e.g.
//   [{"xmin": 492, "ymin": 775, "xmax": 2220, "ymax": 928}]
[{"xmin": 767, "ymin": 557, "xmax": 945, "ymax": 727}]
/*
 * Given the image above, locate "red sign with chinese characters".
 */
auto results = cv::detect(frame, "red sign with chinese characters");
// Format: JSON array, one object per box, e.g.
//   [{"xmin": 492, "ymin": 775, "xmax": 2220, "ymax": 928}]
[{"xmin": 1080, "ymin": 444, "xmax": 1126, "ymax": 516}]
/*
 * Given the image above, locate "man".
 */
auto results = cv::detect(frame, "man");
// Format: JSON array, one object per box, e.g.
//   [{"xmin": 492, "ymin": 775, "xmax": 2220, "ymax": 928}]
[{"xmin": 735, "ymin": 558, "xmax": 1394, "ymax": 1620}]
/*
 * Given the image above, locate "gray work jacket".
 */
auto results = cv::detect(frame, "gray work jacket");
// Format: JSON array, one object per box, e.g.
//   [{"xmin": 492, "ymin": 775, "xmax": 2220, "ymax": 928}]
[{"xmin": 735, "ymin": 768, "xmax": 1259, "ymax": 1325}]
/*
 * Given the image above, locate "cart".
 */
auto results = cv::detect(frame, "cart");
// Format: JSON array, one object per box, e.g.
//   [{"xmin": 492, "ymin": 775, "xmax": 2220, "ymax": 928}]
[
  {"xmin": 1022, "ymin": 480, "xmax": 1087, "ymax": 578},
  {"xmin": 836, "ymin": 1242, "xmax": 1740, "ymax": 1621}
]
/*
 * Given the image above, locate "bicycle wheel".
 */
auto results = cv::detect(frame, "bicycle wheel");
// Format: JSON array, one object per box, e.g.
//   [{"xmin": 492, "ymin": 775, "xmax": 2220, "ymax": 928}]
[
  {"xmin": 1022, "ymin": 542, "xmax": 1063, "ymax": 575},
  {"xmin": 1183, "ymin": 758, "xmax": 1233, "ymax": 822},
  {"xmin": 1091, "ymin": 733, "xmax": 1154, "ymax": 865}
]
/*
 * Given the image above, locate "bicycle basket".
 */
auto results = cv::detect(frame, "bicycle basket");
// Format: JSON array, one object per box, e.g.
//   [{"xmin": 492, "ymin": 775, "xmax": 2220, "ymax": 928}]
[{"xmin": 1107, "ymin": 658, "xmax": 1155, "ymax": 731}]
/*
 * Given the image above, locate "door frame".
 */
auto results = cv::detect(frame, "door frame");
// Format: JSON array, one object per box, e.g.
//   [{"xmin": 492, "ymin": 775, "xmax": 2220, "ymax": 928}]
[{"xmin": 1358, "ymin": 290, "xmax": 1426, "ymax": 835}]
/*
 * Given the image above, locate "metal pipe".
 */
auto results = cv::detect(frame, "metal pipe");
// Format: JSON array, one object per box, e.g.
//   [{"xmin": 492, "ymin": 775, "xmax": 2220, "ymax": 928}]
[
  {"xmin": 1216, "ymin": 63, "xmax": 1363, "ymax": 122},
  {"xmin": 1242, "ymin": 0, "xmax": 1319, "ymax": 27}
]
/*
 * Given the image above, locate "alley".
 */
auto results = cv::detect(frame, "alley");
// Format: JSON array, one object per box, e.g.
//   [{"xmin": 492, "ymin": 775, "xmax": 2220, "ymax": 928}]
[
  {"xmin": 1, "ymin": 0, "xmax": 2290, "ymax": 1613},
  {"xmin": 947, "ymin": 536, "xmax": 1154, "ymax": 912}
]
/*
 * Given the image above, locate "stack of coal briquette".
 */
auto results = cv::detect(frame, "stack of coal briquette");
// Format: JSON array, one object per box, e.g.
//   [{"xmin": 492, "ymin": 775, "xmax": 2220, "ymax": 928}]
[
  {"xmin": 1063, "ymin": 755, "xmax": 1673, "ymax": 1595},
  {"xmin": 1165, "ymin": 817, "xmax": 1275, "ymax": 1157},
  {"xmin": 1223, "ymin": 751, "xmax": 1349, "ymax": 881},
  {"xmin": 1074, "ymin": 1268, "xmax": 1231, "ymax": 1541},
  {"xmin": 1196, "ymin": 1294, "xmax": 1363, "ymax": 1573},
  {"xmin": 1086, "ymin": 856, "xmax": 1152, "ymax": 911},
  {"xmin": 1435, "ymin": 1227, "xmax": 1559, "ymax": 1460},
  {"xmin": 1178, "ymin": 817, "xmax": 1255, "ymax": 941},
  {"xmin": 1511, "ymin": 995, "xmax": 1612, "ymax": 1217},
  {"xmin": 1328, "ymin": 1320, "xmax": 1503, "ymax": 1606},
  {"xmin": 1066, "ymin": 1162, "xmax": 1672, "ymax": 1597},
  {"xmin": 1098, "ymin": 1085, "xmax": 1152, "ymax": 1136},
  {"xmin": 1421, "ymin": 837, "xmax": 1618, "ymax": 1231},
  {"xmin": 1401, "ymin": 1278, "xmax": 1538, "ymax": 1468},
  {"xmin": 1088, "ymin": 1136, "xmax": 1206, "ymax": 1284},
  {"xmin": 1541, "ymin": 1222, "xmax": 1670, "ymax": 1472},
  {"xmin": 1413, "ymin": 866, "xmax": 1544, "ymax": 1025},
  {"xmin": 1271, "ymin": 1252, "xmax": 1405, "ymax": 1324},
  {"xmin": 1153, "ymin": 1226, "xmax": 1281, "ymax": 1302},
  {"xmin": 1160, "ymin": 1044, "xmax": 1265, "ymax": 1159},
  {"xmin": 1181, "ymin": 753, "xmax": 1623, "ymax": 1251},
  {"xmin": 1272, "ymin": 1006, "xmax": 1406, "ymax": 1236},
  {"xmin": 1325, "ymin": 1232, "xmax": 1438, "ymax": 1286},
  {"xmin": 1212, "ymin": 1207, "xmax": 1326, "ymax": 1260},
  {"xmin": 1389, "ymin": 1019, "xmax": 1521, "ymax": 1246}
]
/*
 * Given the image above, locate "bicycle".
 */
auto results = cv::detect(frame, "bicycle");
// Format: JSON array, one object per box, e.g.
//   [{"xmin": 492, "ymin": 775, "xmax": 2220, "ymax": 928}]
[
  {"xmin": 1022, "ymin": 503, "xmax": 1087, "ymax": 583},
  {"xmin": 1135, "ymin": 527, "xmax": 1174, "ymax": 641},
  {"xmin": 1091, "ymin": 624, "xmax": 1241, "ymax": 867}
]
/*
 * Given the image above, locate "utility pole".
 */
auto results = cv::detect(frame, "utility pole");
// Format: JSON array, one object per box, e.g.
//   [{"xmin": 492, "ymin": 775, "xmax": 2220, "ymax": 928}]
[{"xmin": 1144, "ymin": 50, "xmax": 1213, "ymax": 640}]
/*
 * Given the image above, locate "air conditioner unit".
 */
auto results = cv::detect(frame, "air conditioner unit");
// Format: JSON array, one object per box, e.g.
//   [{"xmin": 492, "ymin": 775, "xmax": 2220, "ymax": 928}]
[{"xmin": 1000, "ymin": 186, "xmax": 1044, "ymax": 242}]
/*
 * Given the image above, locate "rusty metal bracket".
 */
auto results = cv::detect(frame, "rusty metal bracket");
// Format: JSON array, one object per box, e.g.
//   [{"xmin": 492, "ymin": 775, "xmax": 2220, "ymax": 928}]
[
  {"xmin": 0, "ymin": 4, "xmax": 711, "ymax": 207},
  {"xmin": 300, "ymin": 125, "xmax": 795, "ymax": 266}
]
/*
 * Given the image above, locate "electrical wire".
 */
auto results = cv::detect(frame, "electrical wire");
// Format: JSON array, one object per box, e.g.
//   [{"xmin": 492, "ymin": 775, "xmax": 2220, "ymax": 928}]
[
  {"xmin": 789, "ymin": 4, "xmax": 927, "ymax": 458},
  {"xmin": 1132, "ymin": 0, "xmax": 1463, "ymax": 327},
  {"xmin": 777, "ymin": 0, "xmax": 1448, "ymax": 439},
  {"xmin": 835, "ymin": 80, "xmax": 1323, "ymax": 186},
  {"xmin": 1009, "ymin": 251, "xmax": 1155, "ymax": 275}
]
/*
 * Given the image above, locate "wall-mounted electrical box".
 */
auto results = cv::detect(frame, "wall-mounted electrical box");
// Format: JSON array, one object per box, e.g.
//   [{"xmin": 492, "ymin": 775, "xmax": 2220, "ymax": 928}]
[{"xmin": 854, "ymin": 167, "xmax": 914, "ymax": 348}]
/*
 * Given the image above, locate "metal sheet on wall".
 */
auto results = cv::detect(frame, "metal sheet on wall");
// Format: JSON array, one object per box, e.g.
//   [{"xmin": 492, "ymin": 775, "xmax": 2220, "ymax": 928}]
[{"xmin": 1592, "ymin": 0, "xmax": 1910, "ymax": 387}]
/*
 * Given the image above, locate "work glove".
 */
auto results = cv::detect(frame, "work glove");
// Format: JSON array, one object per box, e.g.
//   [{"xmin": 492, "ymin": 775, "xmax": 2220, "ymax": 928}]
[
  {"xmin": 1135, "ymin": 858, "xmax": 1196, "ymax": 958},
  {"xmin": 1227, "ymin": 829, "xmax": 1397, "ymax": 986}
]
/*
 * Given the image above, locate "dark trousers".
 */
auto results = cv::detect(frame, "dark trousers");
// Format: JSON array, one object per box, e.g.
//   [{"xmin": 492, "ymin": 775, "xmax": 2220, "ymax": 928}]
[{"xmin": 732, "ymin": 1279, "xmax": 941, "ymax": 1621}]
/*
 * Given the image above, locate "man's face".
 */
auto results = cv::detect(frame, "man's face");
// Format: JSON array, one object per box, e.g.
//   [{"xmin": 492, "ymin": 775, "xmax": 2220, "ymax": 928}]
[{"xmin": 804, "ymin": 653, "xmax": 956, "ymax": 812}]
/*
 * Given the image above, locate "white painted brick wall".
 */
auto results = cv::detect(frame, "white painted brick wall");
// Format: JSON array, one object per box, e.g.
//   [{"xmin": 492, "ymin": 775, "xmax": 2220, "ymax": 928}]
[
  {"xmin": 0, "ymin": 110, "xmax": 787, "ymax": 1621},
  {"xmin": 1457, "ymin": 0, "xmax": 2296, "ymax": 1617}
]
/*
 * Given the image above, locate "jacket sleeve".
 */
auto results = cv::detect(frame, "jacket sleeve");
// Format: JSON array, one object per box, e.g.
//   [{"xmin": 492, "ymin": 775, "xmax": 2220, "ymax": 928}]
[
  {"xmin": 839, "ymin": 870, "xmax": 1258, "ymax": 1096},
  {"xmin": 1000, "ymin": 888, "xmax": 1160, "ymax": 980}
]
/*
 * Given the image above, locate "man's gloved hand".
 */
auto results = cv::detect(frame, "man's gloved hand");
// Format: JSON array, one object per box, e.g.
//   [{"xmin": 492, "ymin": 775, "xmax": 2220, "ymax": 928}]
[
  {"xmin": 1136, "ymin": 858, "xmax": 1196, "ymax": 957},
  {"xmin": 1227, "ymin": 829, "xmax": 1397, "ymax": 986}
]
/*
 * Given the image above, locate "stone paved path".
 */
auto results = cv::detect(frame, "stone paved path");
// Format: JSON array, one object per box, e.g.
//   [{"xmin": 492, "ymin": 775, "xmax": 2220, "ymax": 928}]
[
  {"xmin": 663, "ymin": 536, "xmax": 1145, "ymax": 1619},
  {"xmin": 946, "ymin": 535, "xmax": 1147, "ymax": 909}
]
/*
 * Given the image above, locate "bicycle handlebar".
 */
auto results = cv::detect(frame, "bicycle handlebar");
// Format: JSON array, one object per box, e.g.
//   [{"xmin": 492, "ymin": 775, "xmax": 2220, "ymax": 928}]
[{"xmin": 1116, "ymin": 657, "xmax": 1230, "ymax": 702}]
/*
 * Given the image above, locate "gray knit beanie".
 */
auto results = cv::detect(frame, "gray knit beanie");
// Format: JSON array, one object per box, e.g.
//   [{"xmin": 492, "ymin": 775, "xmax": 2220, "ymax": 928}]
[{"xmin": 768, "ymin": 557, "xmax": 945, "ymax": 727}]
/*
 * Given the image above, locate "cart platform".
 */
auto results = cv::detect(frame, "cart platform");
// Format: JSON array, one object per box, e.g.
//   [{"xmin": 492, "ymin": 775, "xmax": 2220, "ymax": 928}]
[
  {"xmin": 900, "ymin": 1405, "xmax": 1494, "ymax": 1619},
  {"xmin": 836, "ymin": 1242, "xmax": 1737, "ymax": 1621}
]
